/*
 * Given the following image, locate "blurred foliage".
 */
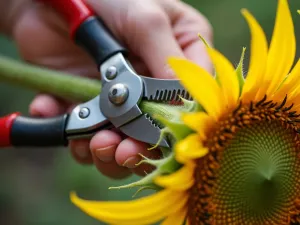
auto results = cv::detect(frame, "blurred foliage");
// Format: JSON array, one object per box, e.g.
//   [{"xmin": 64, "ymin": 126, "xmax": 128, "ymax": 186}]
[{"xmin": 0, "ymin": 0, "xmax": 299, "ymax": 224}]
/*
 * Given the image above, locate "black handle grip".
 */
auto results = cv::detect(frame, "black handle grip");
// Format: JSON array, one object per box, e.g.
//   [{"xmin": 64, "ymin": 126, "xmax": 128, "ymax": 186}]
[
  {"xmin": 11, "ymin": 115, "xmax": 68, "ymax": 147},
  {"xmin": 75, "ymin": 17, "xmax": 127, "ymax": 67}
]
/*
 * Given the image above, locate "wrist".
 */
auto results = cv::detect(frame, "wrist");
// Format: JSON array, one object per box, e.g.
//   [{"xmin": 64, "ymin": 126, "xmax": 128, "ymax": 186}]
[{"xmin": 0, "ymin": 0, "xmax": 29, "ymax": 37}]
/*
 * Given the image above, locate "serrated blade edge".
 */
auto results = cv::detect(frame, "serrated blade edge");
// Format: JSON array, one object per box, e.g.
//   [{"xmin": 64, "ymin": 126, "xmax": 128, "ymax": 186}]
[
  {"xmin": 119, "ymin": 115, "xmax": 169, "ymax": 148},
  {"xmin": 142, "ymin": 77, "xmax": 192, "ymax": 102}
]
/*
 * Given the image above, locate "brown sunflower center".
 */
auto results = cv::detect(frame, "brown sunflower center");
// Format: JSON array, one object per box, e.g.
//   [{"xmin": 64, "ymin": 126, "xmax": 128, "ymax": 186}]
[{"xmin": 187, "ymin": 96, "xmax": 300, "ymax": 225}]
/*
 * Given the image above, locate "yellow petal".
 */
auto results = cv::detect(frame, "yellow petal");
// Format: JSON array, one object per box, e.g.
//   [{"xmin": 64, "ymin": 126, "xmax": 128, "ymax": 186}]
[
  {"xmin": 282, "ymin": 88, "xmax": 300, "ymax": 109},
  {"xmin": 175, "ymin": 133, "xmax": 208, "ymax": 164},
  {"xmin": 287, "ymin": 86, "xmax": 300, "ymax": 109},
  {"xmin": 168, "ymin": 57, "xmax": 224, "ymax": 119},
  {"xmin": 207, "ymin": 48, "xmax": 239, "ymax": 108},
  {"xmin": 240, "ymin": 9, "xmax": 268, "ymax": 102},
  {"xmin": 292, "ymin": 104, "xmax": 300, "ymax": 113},
  {"xmin": 155, "ymin": 163, "xmax": 195, "ymax": 191},
  {"xmin": 161, "ymin": 208, "xmax": 187, "ymax": 225},
  {"xmin": 70, "ymin": 189, "xmax": 186, "ymax": 225},
  {"xmin": 182, "ymin": 112, "xmax": 214, "ymax": 140},
  {"xmin": 256, "ymin": 0, "xmax": 296, "ymax": 99},
  {"xmin": 273, "ymin": 59, "xmax": 300, "ymax": 103}
]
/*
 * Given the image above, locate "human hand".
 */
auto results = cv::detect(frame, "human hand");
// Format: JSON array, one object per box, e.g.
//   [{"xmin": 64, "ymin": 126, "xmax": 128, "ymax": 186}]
[{"xmin": 8, "ymin": 0, "xmax": 213, "ymax": 178}]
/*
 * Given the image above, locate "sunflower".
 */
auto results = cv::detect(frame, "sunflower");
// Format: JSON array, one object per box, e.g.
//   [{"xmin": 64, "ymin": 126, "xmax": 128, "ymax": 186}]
[{"xmin": 70, "ymin": 0, "xmax": 300, "ymax": 224}]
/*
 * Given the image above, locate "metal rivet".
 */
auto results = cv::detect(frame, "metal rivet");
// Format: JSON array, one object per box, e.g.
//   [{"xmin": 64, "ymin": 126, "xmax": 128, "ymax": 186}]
[
  {"xmin": 79, "ymin": 107, "xmax": 90, "ymax": 119},
  {"xmin": 105, "ymin": 66, "xmax": 118, "ymax": 80},
  {"xmin": 108, "ymin": 83, "xmax": 129, "ymax": 105}
]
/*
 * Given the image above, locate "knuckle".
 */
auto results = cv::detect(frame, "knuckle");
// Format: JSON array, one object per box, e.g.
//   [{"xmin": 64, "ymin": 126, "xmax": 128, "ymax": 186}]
[
  {"xmin": 127, "ymin": 2, "xmax": 168, "ymax": 30},
  {"xmin": 201, "ymin": 18, "xmax": 213, "ymax": 40},
  {"xmin": 192, "ymin": 12, "xmax": 214, "ymax": 41},
  {"xmin": 141, "ymin": 9, "xmax": 167, "ymax": 27}
]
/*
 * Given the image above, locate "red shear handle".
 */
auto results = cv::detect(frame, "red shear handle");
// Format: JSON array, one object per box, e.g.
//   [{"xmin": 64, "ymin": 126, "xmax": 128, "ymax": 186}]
[
  {"xmin": 0, "ymin": 113, "xmax": 68, "ymax": 147},
  {"xmin": 37, "ymin": 0, "xmax": 93, "ymax": 38},
  {"xmin": 0, "ymin": 113, "xmax": 20, "ymax": 147}
]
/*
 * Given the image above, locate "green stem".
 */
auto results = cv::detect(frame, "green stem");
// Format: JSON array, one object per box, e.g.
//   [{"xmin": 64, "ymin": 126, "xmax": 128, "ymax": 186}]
[
  {"xmin": 0, "ymin": 55, "xmax": 183, "ymax": 121},
  {"xmin": 0, "ymin": 56, "xmax": 101, "ymax": 102}
]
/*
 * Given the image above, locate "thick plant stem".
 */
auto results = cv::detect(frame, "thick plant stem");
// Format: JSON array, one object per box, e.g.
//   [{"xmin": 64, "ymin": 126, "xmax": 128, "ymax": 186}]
[
  {"xmin": 0, "ymin": 55, "xmax": 184, "ymax": 121},
  {"xmin": 0, "ymin": 56, "xmax": 101, "ymax": 102}
]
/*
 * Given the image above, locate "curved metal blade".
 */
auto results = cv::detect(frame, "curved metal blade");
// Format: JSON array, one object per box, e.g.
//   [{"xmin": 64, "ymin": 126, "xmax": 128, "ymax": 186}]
[
  {"xmin": 119, "ymin": 115, "xmax": 169, "ymax": 148},
  {"xmin": 141, "ymin": 76, "xmax": 191, "ymax": 101}
]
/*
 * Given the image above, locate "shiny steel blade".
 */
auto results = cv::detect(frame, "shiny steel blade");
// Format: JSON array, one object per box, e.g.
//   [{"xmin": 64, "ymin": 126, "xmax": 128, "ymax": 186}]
[
  {"xmin": 119, "ymin": 115, "xmax": 169, "ymax": 147},
  {"xmin": 141, "ymin": 76, "xmax": 191, "ymax": 102}
]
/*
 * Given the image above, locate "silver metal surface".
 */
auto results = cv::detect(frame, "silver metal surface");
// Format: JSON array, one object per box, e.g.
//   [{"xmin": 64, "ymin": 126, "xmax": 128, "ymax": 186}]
[
  {"xmin": 99, "ymin": 53, "xmax": 143, "ymax": 128},
  {"xmin": 108, "ymin": 83, "xmax": 129, "ymax": 105},
  {"xmin": 142, "ymin": 76, "xmax": 191, "ymax": 101},
  {"xmin": 100, "ymin": 53, "xmax": 137, "ymax": 85},
  {"xmin": 119, "ymin": 114, "xmax": 169, "ymax": 147},
  {"xmin": 105, "ymin": 66, "xmax": 118, "ymax": 80},
  {"xmin": 66, "ymin": 96, "xmax": 109, "ymax": 136},
  {"xmin": 79, "ymin": 107, "xmax": 90, "ymax": 119}
]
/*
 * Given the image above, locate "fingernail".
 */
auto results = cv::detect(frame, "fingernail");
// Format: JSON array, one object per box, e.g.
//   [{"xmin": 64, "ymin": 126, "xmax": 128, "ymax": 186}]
[
  {"xmin": 123, "ymin": 156, "xmax": 141, "ymax": 169},
  {"xmin": 95, "ymin": 145, "xmax": 117, "ymax": 162},
  {"xmin": 74, "ymin": 145, "xmax": 89, "ymax": 159}
]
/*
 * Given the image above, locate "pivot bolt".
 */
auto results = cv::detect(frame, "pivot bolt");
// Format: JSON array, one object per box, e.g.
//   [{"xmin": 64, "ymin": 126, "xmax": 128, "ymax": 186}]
[
  {"xmin": 105, "ymin": 66, "xmax": 118, "ymax": 80},
  {"xmin": 108, "ymin": 83, "xmax": 129, "ymax": 105},
  {"xmin": 79, "ymin": 107, "xmax": 90, "ymax": 119}
]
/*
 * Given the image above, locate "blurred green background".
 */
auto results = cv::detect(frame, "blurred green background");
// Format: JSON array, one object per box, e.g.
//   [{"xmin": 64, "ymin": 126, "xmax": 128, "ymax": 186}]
[{"xmin": 0, "ymin": 0, "xmax": 299, "ymax": 224}]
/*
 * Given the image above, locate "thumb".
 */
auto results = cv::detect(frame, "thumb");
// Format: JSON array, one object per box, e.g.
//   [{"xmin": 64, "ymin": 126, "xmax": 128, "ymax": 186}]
[{"xmin": 133, "ymin": 18, "xmax": 186, "ymax": 79}]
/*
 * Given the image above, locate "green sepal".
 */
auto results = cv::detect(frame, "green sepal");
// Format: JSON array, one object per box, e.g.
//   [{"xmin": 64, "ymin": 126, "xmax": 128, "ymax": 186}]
[
  {"xmin": 108, "ymin": 169, "xmax": 161, "ymax": 191},
  {"xmin": 156, "ymin": 116, "xmax": 193, "ymax": 141},
  {"xmin": 132, "ymin": 186, "xmax": 162, "ymax": 198},
  {"xmin": 158, "ymin": 153, "xmax": 181, "ymax": 174},
  {"xmin": 179, "ymin": 96, "xmax": 205, "ymax": 113},
  {"xmin": 108, "ymin": 151, "xmax": 180, "ymax": 192},
  {"xmin": 236, "ymin": 47, "xmax": 246, "ymax": 95},
  {"xmin": 194, "ymin": 102, "xmax": 205, "ymax": 112},
  {"xmin": 198, "ymin": 33, "xmax": 211, "ymax": 48},
  {"xmin": 179, "ymin": 97, "xmax": 197, "ymax": 111}
]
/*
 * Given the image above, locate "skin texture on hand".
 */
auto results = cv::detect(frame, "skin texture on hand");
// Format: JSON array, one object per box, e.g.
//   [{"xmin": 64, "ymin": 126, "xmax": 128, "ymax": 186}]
[{"xmin": 7, "ymin": 0, "xmax": 213, "ymax": 179}]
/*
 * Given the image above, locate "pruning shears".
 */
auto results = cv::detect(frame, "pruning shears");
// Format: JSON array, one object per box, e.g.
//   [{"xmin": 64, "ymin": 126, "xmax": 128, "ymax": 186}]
[{"xmin": 0, "ymin": 0, "xmax": 188, "ymax": 149}]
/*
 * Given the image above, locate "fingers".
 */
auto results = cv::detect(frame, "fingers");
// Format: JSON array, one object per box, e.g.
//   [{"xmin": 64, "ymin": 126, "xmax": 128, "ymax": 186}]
[
  {"xmin": 70, "ymin": 139, "xmax": 94, "ymax": 164},
  {"xmin": 90, "ymin": 131, "xmax": 161, "ymax": 177},
  {"xmin": 89, "ymin": 130, "xmax": 121, "ymax": 163},
  {"xmin": 29, "ymin": 94, "xmax": 68, "ymax": 117},
  {"xmin": 91, "ymin": 157, "xmax": 132, "ymax": 179},
  {"xmin": 115, "ymin": 138, "xmax": 161, "ymax": 176}
]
